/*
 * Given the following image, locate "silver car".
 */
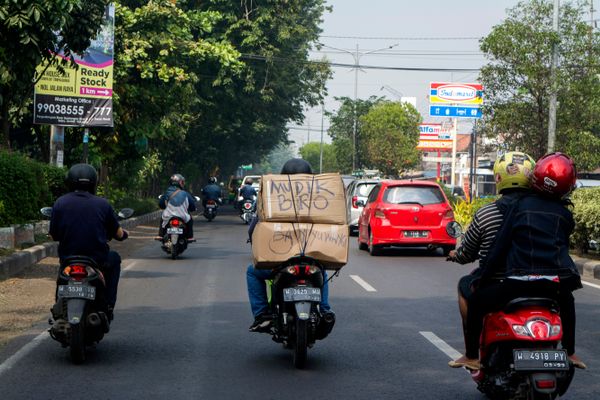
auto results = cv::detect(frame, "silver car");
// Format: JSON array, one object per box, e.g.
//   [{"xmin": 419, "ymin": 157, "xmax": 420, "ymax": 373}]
[{"xmin": 345, "ymin": 178, "xmax": 380, "ymax": 235}]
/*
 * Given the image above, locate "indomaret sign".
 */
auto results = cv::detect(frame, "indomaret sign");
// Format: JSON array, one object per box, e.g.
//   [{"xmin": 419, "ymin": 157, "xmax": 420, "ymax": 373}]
[{"xmin": 33, "ymin": 4, "xmax": 115, "ymax": 127}]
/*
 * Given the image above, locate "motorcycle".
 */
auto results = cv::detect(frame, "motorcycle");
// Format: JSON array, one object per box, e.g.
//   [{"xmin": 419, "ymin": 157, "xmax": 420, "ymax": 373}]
[
  {"xmin": 158, "ymin": 217, "xmax": 192, "ymax": 259},
  {"xmin": 470, "ymin": 298, "xmax": 574, "ymax": 399},
  {"xmin": 240, "ymin": 197, "xmax": 256, "ymax": 224},
  {"xmin": 262, "ymin": 256, "xmax": 334, "ymax": 369},
  {"xmin": 40, "ymin": 206, "xmax": 133, "ymax": 364},
  {"xmin": 445, "ymin": 222, "xmax": 574, "ymax": 399},
  {"xmin": 203, "ymin": 199, "xmax": 219, "ymax": 222}
]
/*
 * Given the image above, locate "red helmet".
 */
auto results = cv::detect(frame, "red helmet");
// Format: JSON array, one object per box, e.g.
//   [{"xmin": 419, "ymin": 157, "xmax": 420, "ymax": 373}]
[{"xmin": 531, "ymin": 152, "xmax": 577, "ymax": 198}]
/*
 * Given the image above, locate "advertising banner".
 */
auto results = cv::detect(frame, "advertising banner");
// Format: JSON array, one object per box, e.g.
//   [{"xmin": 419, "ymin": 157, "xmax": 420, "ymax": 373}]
[
  {"xmin": 429, "ymin": 82, "xmax": 483, "ymax": 105},
  {"xmin": 33, "ymin": 4, "xmax": 114, "ymax": 127}
]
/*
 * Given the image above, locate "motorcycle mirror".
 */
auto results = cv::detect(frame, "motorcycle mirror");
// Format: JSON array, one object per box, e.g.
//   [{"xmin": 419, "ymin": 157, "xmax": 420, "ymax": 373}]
[
  {"xmin": 446, "ymin": 221, "xmax": 463, "ymax": 238},
  {"xmin": 40, "ymin": 207, "xmax": 53, "ymax": 218},
  {"xmin": 118, "ymin": 208, "xmax": 134, "ymax": 219}
]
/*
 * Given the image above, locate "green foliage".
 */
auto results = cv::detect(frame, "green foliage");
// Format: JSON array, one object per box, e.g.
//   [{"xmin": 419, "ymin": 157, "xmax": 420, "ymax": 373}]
[
  {"xmin": 113, "ymin": 196, "xmax": 158, "ymax": 216},
  {"xmin": 299, "ymin": 142, "xmax": 339, "ymax": 173},
  {"xmin": 359, "ymin": 101, "xmax": 422, "ymax": 176},
  {"xmin": 0, "ymin": 150, "xmax": 54, "ymax": 225},
  {"xmin": 41, "ymin": 164, "xmax": 68, "ymax": 200},
  {"xmin": 479, "ymin": 0, "xmax": 600, "ymax": 161},
  {"xmin": 570, "ymin": 187, "xmax": 600, "ymax": 253},
  {"xmin": 451, "ymin": 197, "xmax": 496, "ymax": 228},
  {"xmin": 327, "ymin": 96, "xmax": 384, "ymax": 173}
]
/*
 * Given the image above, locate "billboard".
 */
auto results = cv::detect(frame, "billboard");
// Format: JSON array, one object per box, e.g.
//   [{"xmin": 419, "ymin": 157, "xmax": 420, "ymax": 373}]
[
  {"xmin": 429, "ymin": 82, "xmax": 483, "ymax": 105},
  {"xmin": 417, "ymin": 123, "xmax": 454, "ymax": 150},
  {"xmin": 33, "ymin": 4, "xmax": 115, "ymax": 127}
]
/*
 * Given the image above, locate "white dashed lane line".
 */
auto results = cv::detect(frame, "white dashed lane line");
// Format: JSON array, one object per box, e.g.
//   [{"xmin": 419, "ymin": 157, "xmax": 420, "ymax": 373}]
[
  {"xmin": 582, "ymin": 280, "xmax": 600, "ymax": 290},
  {"xmin": 349, "ymin": 275, "xmax": 377, "ymax": 292},
  {"xmin": 420, "ymin": 331, "xmax": 462, "ymax": 360}
]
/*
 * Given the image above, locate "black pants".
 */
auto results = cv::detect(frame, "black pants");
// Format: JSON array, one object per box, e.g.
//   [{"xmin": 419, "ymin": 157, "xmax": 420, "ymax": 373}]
[
  {"xmin": 465, "ymin": 279, "xmax": 575, "ymax": 359},
  {"xmin": 158, "ymin": 218, "xmax": 194, "ymax": 239}
]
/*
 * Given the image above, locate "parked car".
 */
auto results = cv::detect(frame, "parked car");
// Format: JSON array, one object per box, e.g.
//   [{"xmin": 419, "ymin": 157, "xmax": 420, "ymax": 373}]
[
  {"xmin": 357, "ymin": 180, "xmax": 458, "ymax": 256},
  {"xmin": 345, "ymin": 178, "xmax": 380, "ymax": 235}
]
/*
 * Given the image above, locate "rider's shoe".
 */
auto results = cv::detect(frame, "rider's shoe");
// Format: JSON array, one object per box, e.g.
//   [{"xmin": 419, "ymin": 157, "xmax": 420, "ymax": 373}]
[{"xmin": 249, "ymin": 314, "xmax": 272, "ymax": 333}]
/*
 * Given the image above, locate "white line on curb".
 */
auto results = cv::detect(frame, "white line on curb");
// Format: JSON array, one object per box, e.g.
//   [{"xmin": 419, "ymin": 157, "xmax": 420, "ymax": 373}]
[
  {"xmin": 420, "ymin": 331, "xmax": 462, "ymax": 360},
  {"xmin": 349, "ymin": 275, "xmax": 377, "ymax": 292},
  {"xmin": 0, "ymin": 332, "xmax": 47, "ymax": 378},
  {"xmin": 582, "ymin": 280, "xmax": 600, "ymax": 290}
]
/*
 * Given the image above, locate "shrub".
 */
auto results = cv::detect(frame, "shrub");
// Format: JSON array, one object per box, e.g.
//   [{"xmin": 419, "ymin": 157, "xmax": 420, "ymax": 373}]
[
  {"xmin": 452, "ymin": 196, "xmax": 496, "ymax": 229},
  {"xmin": 571, "ymin": 187, "xmax": 600, "ymax": 253}
]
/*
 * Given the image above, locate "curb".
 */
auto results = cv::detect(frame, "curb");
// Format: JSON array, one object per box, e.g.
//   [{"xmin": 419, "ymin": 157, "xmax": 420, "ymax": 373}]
[
  {"xmin": 0, "ymin": 210, "xmax": 162, "ymax": 281},
  {"xmin": 572, "ymin": 255, "xmax": 600, "ymax": 281}
]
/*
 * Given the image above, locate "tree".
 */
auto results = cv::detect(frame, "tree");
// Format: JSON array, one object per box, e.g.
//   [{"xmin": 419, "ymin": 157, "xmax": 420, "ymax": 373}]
[
  {"xmin": 299, "ymin": 142, "xmax": 338, "ymax": 173},
  {"xmin": 0, "ymin": 0, "xmax": 109, "ymax": 148},
  {"xmin": 360, "ymin": 101, "xmax": 421, "ymax": 177},
  {"xmin": 479, "ymin": 0, "xmax": 600, "ymax": 163},
  {"xmin": 327, "ymin": 96, "xmax": 383, "ymax": 173}
]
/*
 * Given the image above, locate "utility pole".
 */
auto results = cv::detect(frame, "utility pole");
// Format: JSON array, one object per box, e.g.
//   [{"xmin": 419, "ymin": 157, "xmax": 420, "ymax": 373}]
[
  {"xmin": 547, "ymin": 0, "xmax": 560, "ymax": 153},
  {"xmin": 319, "ymin": 103, "xmax": 324, "ymax": 173},
  {"xmin": 353, "ymin": 44, "xmax": 359, "ymax": 172}
]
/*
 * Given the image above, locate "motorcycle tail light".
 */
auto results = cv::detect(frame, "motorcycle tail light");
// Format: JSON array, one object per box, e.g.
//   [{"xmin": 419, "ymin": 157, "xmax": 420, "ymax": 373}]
[
  {"xmin": 284, "ymin": 266, "xmax": 300, "ymax": 275},
  {"xmin": 352, "ymin": 196, "xmax": 358, "ymax": 209},
  {"xmin": 527, "ymin": 319, "xmax": 550, "ymax": 339},
  {"xmin": 535, "ymin": 379, "xmax": 556, "ymax": 389},
  {"xmin": 304, "ymin": 265, "xmax": 320, "ymax": 275},
  {"xmin": 207, "ymin": 200, "xmax": 215, "ymax": 205},
  {"xmin": 64, "ymin": 264, "xmax": 88, "ymax": 280},
  {"xmin": 512, "ymin": 325, "xmax": 529, "ymax": 337},
  {"xmin": 171, "ymin": 219, "xmax": 181, "ymax": 227},
  {"xmin": 244, "ymin": 202, "xmax": 252, "ymax": 210},
  {"xmin": 550, "ymin": 325, "xmax": 561, "ymax": 336}
]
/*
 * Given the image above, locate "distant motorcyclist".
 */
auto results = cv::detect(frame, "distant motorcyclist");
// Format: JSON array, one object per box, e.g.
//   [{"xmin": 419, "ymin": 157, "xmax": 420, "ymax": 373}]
[
  {"xmin": 201, "ymin": 177, "xmax": 222, "ymax": 208},
  {"xmin": 157, "ymin": 174, "xmax": 196, "ymax": 240},
  {"xmin": 49, "ymin": 163, "xmax": 128, "ymax": 319},
  {"xmin": 239, "ymin": 178, "xmax": 257, "ymax": 201}
]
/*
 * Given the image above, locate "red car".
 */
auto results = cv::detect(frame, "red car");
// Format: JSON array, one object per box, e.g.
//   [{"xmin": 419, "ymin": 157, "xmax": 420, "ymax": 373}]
[{"xmin": 357, "ymin": 180, "xmax": 458, "ymax": 256}]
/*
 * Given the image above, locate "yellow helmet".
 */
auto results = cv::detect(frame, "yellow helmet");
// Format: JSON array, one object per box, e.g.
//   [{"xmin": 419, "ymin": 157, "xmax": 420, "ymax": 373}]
[{"xmin": 493, "ymin": 151, "xmax": 536, "ymax": 194}]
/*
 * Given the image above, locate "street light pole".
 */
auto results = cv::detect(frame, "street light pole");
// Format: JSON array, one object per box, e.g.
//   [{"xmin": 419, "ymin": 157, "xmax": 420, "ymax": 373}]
[
  {"xmin": 319, "ymin": 42, "xmax": 400, "ymax": 172},
  {"xmin": 547, "ymin": 0, "xmax": 560, "ymax": 153},
  {"xmin": 320, "ymin": 102, "xmax": 324, "ymax": 173}
]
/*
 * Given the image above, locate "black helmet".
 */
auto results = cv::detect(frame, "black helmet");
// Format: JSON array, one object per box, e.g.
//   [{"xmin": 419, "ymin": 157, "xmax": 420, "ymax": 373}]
[
  {"xmin": 209, "ymin": 177, "xmax": 217, "ymax": 184},
  {"xmin": 280, "ymin": 158, "xmax": 313, "ymax": 174},
  {"xmin": 170, "ymin": 173, "xmax": 185, "ymax": 189},
  {"xmin": 66, "ymin": 163, "xmax": 98, "ymax": 194}
]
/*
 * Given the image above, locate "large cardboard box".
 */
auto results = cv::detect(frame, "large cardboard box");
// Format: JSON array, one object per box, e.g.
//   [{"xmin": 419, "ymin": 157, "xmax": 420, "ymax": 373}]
[
  {"xmin": 252, "ymin": 222, "xmax": 349, "ymax": 270},
  {"xmin": 258, "ymin": 173, "xmax": 347, "ymax": 225}
]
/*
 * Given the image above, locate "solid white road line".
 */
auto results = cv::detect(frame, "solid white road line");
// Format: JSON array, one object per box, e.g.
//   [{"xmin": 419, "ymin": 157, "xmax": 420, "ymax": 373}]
[
  {"xmin": 420, "ymin": 331, "xmax": 462, "ymax": 360},
  {"xmin": 582, "ymin": 280, "xmax": 600, "ymax": 290},
  {"xmin": 0, "ymin": 332, "xmax": 47, "ymax": 377},
  {"xmin": 349, "ymin": 275, "xmax": 377, "ymax": 292}
]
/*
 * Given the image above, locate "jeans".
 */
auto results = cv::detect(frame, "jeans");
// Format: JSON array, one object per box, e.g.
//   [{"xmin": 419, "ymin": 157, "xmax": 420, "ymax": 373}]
[
  {"xmin": 246, "ymin": 265, "xmax": 331, "ymax": 317},
  {"xmin": 102, "ymin": 251, "xmax": 122, "ymax": 307}
]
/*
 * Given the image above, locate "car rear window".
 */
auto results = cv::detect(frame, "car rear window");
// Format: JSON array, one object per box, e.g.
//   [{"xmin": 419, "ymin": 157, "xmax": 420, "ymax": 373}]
[
  {"xmin": 356, "ymin": 183, "xmax": 376, "ymax": 197},
  {"xmin": 383, "ymin": 185, "xmax": 445, "ymax": 205}
]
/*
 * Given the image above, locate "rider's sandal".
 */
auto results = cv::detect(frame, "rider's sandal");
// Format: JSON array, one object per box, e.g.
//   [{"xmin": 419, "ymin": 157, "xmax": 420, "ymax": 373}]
[
  {"xmin": 569, "ymin": 355, "xmax": 587, "ymax": 369},
  {"xmin": 448, "ymin": 356, "xmax": 481, "ymax": 371}
]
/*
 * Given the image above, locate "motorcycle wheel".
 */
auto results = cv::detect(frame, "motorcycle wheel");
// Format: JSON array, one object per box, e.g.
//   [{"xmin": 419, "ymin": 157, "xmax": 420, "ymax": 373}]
[
  {"xmin": 293, "ymin": 318, "xmax": 308, "ymax": 369},
  {"xmin": 69, "ymin": 322, "xmax": 86, "ymax": 364}
]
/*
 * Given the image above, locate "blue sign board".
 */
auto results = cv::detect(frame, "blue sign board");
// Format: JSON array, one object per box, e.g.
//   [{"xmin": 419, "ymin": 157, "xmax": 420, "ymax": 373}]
[{"xmin": 429, "ymin": 105, "xmax": 482, "ymax": 119}]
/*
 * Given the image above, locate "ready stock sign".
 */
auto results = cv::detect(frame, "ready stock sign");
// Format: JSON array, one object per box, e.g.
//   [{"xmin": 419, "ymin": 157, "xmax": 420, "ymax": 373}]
[{"xmin": 429, "ymin": 82, "xmax": 483, "ymax": 105}]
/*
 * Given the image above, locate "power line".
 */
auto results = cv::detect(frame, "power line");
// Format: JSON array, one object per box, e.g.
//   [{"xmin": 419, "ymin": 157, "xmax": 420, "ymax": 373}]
[
  {"xmin": 310, "ymin": 49, "xmax": 484, "ymax": 56},
  {"xmin": 319, "ymin": 35, "xmax": 481, "ymax": 41}
]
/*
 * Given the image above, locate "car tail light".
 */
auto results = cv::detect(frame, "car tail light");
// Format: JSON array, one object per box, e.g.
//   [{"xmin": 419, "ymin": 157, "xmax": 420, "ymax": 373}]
[
  {"xmin": 170, "ymin": 219, "xmax": 181, "ymax": 227},
  {"xmin": 375, "ymin": 209, "xmax": 386, "ymax": 219},
  {"xmin": 444, "ymin": 209, "xmax": 454, "ymax": 219},
  {"xmin": 64, "ymin": 264, "xmax": 88, "ymax": 280},
  {"xmin": 352, "ymin": 196, "xmax": 358, "ymax": 208}
]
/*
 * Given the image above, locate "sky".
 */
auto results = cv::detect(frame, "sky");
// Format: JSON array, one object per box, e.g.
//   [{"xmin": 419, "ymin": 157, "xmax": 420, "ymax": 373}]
[{"xmin": 288, "ymin": 0, "xmax": 598, "ymax": 152}]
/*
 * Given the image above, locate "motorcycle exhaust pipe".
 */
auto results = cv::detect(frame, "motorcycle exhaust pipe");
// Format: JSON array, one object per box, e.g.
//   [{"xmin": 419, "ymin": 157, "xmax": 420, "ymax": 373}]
[{"xmin": 87, "ymin": 312, "xmax": 102, "ymax": 327}]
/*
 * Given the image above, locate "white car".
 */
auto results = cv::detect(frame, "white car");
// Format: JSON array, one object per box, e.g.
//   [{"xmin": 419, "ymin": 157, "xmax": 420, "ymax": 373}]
[{"xmin": 345, "ymin": 178, "xmax": 380, "ymax": 235}]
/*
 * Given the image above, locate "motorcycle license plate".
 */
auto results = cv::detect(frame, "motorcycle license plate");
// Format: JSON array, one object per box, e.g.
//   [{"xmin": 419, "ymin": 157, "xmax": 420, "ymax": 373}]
[
  {"xmin": 283, "ymin": 287, "xmax": 321, "ymax": 302},
  {"xmin": 206, "ymin": 205, "xmax": 216, "ymax": 208},
  {"xmin": 167, "ymin": 228, "xmax": 183, "ymax": 234},
  {"xmin": 57, "ymin": 285, "xmax": 96, "ymax": 300},
  {"xmin": 513, "ymin": 349, "xmax": 569, "ymax": 371}
]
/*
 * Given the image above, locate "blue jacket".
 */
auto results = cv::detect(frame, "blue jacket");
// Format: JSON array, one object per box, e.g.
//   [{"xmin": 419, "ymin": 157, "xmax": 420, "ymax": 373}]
[
  {"xmin": 240, "ymin": 184, "xmax": 257, "ymax": 200},
  {"xmin": 201, "ymin": 184, "xmax": 221, "ymax": 201}
]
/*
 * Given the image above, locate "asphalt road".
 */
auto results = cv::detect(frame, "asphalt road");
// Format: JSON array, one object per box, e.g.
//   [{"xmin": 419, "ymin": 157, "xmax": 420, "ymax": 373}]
[{"xmin": 1, "ymin": 207, "xmax": 599, "ymax": 399}]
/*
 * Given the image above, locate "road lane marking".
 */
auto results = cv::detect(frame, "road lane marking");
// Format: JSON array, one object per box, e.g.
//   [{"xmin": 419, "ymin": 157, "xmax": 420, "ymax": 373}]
[
  {"xmin": 420, "ymin": 331, "xmax": 462, "ymax": 360},
  {"xmin": 582, "ymin": 280, "xmax": 600, "ymax": 290},
  {"xmin": 0, "ymin": 332, "xmax": 47, "ymax": 377},
  {"xmin": 124, "ymin": 260, "xmax": 139, "ymax": 271},
  {"xmin": 349, "ymin": 275, "xmax": 377, "ymax": 292}
]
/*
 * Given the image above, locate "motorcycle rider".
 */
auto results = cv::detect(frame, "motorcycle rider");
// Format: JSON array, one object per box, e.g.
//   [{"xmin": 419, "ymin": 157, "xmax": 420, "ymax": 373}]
[
  {"xmin": 239, "ymin": 178, "xmax": 257, "ymax": 208},
  {"xmin": 201, "ymin": 177, "xmax": 222, "ymax": 208},
  {"xmin": 448, "ymin": 152, "xmax": 584, "ymax": 370},
  {"xmin": 157, "ymin": 173, "xmax": 197, "ymax": 240},
  {"xmin": 49, "ymin": 163, "xmax": 128, "ymax": 320},
  {"xmin": 246, "ymin": 158, "xmax": 335, "ymax": 335}
]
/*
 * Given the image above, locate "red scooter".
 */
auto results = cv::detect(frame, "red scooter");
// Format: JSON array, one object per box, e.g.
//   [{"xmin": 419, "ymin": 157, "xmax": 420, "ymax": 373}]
[{"xmin": 471, "ymin": 297, "xmax": 574, "ymax": 399}]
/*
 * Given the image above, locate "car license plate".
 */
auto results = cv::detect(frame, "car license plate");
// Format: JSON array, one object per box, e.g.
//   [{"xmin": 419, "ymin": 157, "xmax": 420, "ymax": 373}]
[
  {"xmin": 167, "ymin": 228, "xmax": 183, "ymax": 234},
  {"xmin": 283, "ymin": 287, "xmax": 321, "ymax": 302},
  {"xmin": 403, "ymin": 230, "xmax": 429, "ymax": 238},
  {"xmin": 57, "ymin": 285, "xmax": 96, "ymax": 300},
  {"xmin": 513, "ymin": 349, "xmax": 569, "ymax": 371}
]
